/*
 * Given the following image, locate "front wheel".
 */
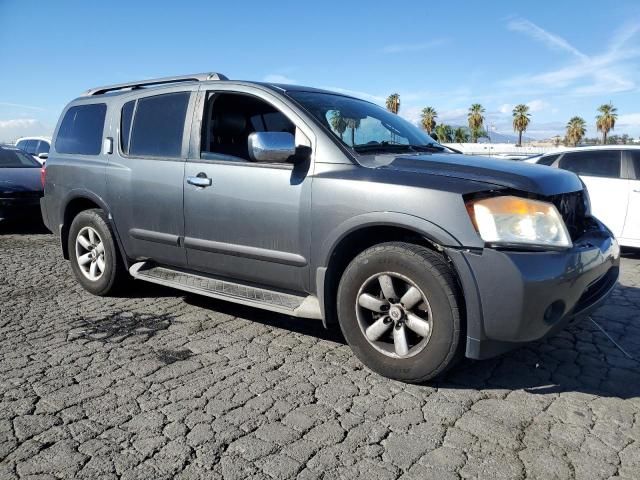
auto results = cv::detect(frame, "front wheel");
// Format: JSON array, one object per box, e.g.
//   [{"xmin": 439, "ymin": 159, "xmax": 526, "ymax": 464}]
[
  {"xmin": 68, "ymin": 209, "xmax": 127, "ymax": 296},
  {"xmin": 337, "ymin": 242, "xmax": 462, "ymax": 382}
]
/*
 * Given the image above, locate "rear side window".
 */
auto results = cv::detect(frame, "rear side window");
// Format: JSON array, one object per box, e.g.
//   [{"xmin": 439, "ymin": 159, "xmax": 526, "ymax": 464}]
[
  {"xmin": 559, "ymin": 150, "xmax": 622, "ymax": 178},
  {"xmin": 56, "ymin": 104, "xmax": 107, "ymax": 155},
  {"xmin": 630, "ymin": 151, "xmax": 640, "ymax": 179},
  {"xmin": 0, "ymin": 148, "xmax": 40, "ymax": 167},
  {"xmin": 129, "ymin": 92, "xmax": 190, "ymax": 158},
  {"xmin": 120, "ymin": 100, "xmax": 135, "ymax": 154},
  {"xmin": 36, "ymin": 140, "xmax": 50, "ymax": 154},
  {"xmin": 537, "ymin": 153, "xmax": 559, "ymax": 166},
  {"xmin": 23, "ymin": 140, "xmax": 38, "ymax": 155}
]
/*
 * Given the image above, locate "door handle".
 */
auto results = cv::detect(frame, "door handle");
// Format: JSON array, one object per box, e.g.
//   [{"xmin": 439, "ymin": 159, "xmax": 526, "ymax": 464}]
[
  {"xmin": 634, "ymin": 189, "xmax": 640, "ymax": 193},
  {"xmin": 187, "ymin": 173, "xmax": 212, "ymax": 188}
]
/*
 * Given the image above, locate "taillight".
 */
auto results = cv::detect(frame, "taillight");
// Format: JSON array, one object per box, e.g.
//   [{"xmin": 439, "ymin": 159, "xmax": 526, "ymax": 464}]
[{"xmin": 40, "ymin": 166, "xmax": 46, "ymax": 189}]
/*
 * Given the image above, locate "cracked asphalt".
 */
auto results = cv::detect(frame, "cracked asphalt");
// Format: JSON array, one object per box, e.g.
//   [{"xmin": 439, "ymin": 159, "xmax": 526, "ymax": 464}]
[{"xmin": 1, "ymin": 220, "xmax": 639, "ymax": 479}]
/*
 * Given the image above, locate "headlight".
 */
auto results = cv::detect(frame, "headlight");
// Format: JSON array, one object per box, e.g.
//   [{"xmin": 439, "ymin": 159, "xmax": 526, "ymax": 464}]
[{"xmin": 466, "ymin": 195, "xmax": 572, "ymax": 249}]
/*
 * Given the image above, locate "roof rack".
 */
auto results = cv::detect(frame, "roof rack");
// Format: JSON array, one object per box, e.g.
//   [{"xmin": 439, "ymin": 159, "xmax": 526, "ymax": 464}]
[{"xmin": 82, "ymin": 72, "xmax": 228, "ymax": 96}]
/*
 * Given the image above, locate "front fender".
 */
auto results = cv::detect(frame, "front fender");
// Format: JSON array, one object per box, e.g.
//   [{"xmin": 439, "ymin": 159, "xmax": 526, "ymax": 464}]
[{"xmin": 317, "ymin": 210, "xmax": 463, "ymax": 269}]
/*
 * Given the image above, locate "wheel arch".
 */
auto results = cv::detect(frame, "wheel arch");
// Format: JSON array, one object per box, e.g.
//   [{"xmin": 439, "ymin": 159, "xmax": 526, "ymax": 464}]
[
  {"xmin": 60, "ymin": 191, "xmax": 128, "ymax": 267},
  {"xmin": 316, "ymin": 213, "xmax": 465, "ymax": 329}
]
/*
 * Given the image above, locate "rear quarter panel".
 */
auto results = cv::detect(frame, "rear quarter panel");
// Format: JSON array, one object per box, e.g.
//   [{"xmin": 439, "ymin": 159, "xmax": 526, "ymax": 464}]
[{"xmin": 42, "ymin": 100, "xmax": 111, "ymax": 233}]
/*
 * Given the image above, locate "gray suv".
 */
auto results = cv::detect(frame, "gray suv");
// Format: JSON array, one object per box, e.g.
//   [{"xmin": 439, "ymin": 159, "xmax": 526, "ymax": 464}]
[{"xmin": 41, "ymin": 73, "xmax": 620, "ymax": 382}]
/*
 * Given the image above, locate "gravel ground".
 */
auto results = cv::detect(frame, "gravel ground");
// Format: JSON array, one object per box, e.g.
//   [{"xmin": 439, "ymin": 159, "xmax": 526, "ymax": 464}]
[{"xmin": 1, "ymin": 221, "xmax": 639, "ymax": 479}]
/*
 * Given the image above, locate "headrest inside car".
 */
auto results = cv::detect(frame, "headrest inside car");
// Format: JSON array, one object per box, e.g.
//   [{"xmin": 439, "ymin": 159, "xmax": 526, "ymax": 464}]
[{"xmin": 213, "ymin": 113, "xmax": 246, "ymax": 135}]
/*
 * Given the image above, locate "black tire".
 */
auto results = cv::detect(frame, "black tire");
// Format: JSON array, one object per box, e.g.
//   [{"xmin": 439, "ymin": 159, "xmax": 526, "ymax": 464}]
[
  {"xmin": 67, "ymin": 209, "xmax": 127, "ymax": 296},
  {"xmin": 337, "ymin": 242, "xmax": 462, "ymax": 382}
]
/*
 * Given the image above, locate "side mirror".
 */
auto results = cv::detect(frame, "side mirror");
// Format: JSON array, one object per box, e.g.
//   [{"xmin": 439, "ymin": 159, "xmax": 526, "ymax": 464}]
[
  {"xmin": 248, "ymin": 132, "xmax": 296, "ymax": 163},
  {"xmin": 38, "ymin": 152, "xmax": 48, "ymax": 160}
]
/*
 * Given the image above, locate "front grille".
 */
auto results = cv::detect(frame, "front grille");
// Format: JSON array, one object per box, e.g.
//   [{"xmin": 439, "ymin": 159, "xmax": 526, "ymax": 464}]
[{"xmin": 549, "ymin": 190, "xmax": 588, "ymax": 240}]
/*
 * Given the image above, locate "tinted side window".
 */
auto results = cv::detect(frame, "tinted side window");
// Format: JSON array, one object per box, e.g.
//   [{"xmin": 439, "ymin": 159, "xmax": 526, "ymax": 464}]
[
  {"xmin": 559, "ymin": 150, "xmax": 621, "ymax": 178},
  {"xmin": 16, "ymin": 140, "xmax": 28, "ymax": 151},
  {"xmin": 537, "ymin": 154, "xmax": 559, "ymax": 166},
  {"xmin": 630, "ymin": 151, "xmax": 640, "ymax": 179},
  {"xmin": 25, "ymin": 140, "xmax": 38, "ymax": 154},
  {"xmin": 120, "ymin": 100, "xmax": 135, "ymax": 154},
  {"xmin": 36, "ymin": 140, "xmax": 50, "ymax": 154},
  {"xmin": 0, "ymin": 148, "xmax": 40, "ymax": 167},
  {"xmin": 56, "ymin": 104, "xmax": 107, "ymax": 155},
  {"xmin": 129, "ymin": 92, "xmax": 190, "ymax": 158}
]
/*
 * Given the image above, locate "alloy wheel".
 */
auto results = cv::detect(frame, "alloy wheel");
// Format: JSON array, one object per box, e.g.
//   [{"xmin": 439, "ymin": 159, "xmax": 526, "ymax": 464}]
[
  {"xmin": 355, "ymin": 272, "xmax": 433, "ymax": 358},
  {"xmin": 75, "ymin": 226, "xmax": 106, "ymax": 281}
]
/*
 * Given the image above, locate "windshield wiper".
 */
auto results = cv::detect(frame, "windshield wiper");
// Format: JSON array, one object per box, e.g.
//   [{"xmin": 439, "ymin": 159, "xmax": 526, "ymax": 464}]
[
  {"xmin": 353, "ymin": 142, "xmax": 447, "ymax": 154},
  {"xmin": 407, "ymin": 143, "xmax": 446, "ymax": 152},
  {"xmin": 352, "ymin": 142, "xmax": 414, "ymax": 153}
]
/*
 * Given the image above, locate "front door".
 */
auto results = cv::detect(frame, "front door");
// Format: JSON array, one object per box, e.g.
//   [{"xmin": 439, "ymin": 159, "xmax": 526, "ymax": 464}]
[
  {"xmin": 106, "ymin": 87, "xmax": 197, "ymax": 267},
  {"xmin": 183, "ymin": 89, "xmax": 314, "ymax": 292}
]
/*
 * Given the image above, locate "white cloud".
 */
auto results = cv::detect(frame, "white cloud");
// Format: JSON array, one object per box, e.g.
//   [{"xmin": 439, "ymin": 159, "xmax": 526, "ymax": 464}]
[
  {"xmin": 499, "ymin": 103, "xmax": 512, "ymax": 114},
  {"xmin": 262, "ymin": 74, "xmax": 297, "ymax": 84},
  {"xmin": 381, "ymin": 39, "xmax": 446, "ymax": 54},
  {"xmin": 0, "ymin": 102, "xmax": 46, "ymax": 111},
  {"xmin": 439, "ymin": 108, "xmax": 468, "ymax": 124},
  {"xmin": 507, "ymin": 18, "xmax": 587, "ymax": 59},
  {"xmin": 0, "ymin": 119, "xmax": 51, "ymax": 143},
  {"xmin": 504, "ymin": 17, "xmax": 640, "ymax": 96},
  {"xmin": 526, "ymin": 99, "xmax": 548, "ymax": 112},
  {"xmin": 617, "ymin": 113, "xmax": 640, "ymax": 128}
]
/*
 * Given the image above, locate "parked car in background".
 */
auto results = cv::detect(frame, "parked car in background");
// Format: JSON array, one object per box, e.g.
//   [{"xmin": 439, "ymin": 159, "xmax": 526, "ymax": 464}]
[
  {"xmin": 529, "ymin": 146, "xmax": 640, "ymax": 248},
  {"xmin": 0, "ymin": 145, "xmax": 44, "ymax": 222},
  {"xmin": 41, "ymin": 73, "xmax": 619, "ymax": 382},
  {"xmin": 15, "ymin": 137, "xmax": 51, "ymax": 164}
]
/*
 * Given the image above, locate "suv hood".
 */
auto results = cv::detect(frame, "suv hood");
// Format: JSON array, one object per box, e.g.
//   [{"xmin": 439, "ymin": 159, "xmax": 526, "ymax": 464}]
[{"xmin": 374, "ymin": 153, "xmax": 582, "ymax": 196}]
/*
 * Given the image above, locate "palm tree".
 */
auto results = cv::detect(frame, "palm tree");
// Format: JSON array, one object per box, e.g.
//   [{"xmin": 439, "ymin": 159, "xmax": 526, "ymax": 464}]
[
  {"xmin": 512, "ymin": 104, "xmax": 531, "ymax": 147},
  {"xmin": 386, "ymin": 94, "xmax": 401, "ymax": 114},
  {"xmin": 596, "ymin": 102, "xmax": 617, "ymax": 144},
  {"xmin": 329, "ymin": 111, "xmax": 347, "ymax": 140},
  {"xmin": 467, "ymin": 104, "xmax": 485, "ymax": 143},
  {"xmin": 345, "ymin": 117, "xmax": 361, "ymax": 146},
  {"xmin": 420, "ymin": 107, "xmax": 437, "ymax": 135},
  {"xmin": 566, "ymin": 116, "xmax": 586, "ymax": 147},
  {"xmin": 434, "ymin": 124, "xmax": 453, "ymax": 143},
  {"xmin": 453, "ymin": 127, "xmax": 469, "ymax": 143}
]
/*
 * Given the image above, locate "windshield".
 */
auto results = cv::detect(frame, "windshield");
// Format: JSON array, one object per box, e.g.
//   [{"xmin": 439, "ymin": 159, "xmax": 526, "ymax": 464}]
[
  {"xmin": 288, "ymin": 91, "xmax": 447, "ymax": 162},
  {"xmin": 0, "ymin": 148, "xmax": 40, "ymax": 168}
]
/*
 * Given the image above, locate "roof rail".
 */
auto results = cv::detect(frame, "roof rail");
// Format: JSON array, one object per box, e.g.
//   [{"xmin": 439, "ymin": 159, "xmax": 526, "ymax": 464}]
[{"xmin": 82, "ymin": 72, "xmax": 228, "ymax": 96}]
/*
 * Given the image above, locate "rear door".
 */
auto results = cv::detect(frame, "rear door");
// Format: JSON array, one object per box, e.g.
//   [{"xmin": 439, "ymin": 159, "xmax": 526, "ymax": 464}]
[
  {"xmin": 621, "ymin": 150, "xmax": 640, "ymax": 246},
  {"xmin": 558, "ymin": 150, "xmax": 627, "ymax": 236},
  {"xmin": 105, "ymin": 87, "xmax": 197, "ymax": 267}
]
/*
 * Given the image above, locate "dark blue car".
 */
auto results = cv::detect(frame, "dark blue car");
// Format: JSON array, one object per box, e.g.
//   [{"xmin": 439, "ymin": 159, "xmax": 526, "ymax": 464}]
[{"xmin": 0, "ymin": 145, "xmax": 44, "ymax": 222}]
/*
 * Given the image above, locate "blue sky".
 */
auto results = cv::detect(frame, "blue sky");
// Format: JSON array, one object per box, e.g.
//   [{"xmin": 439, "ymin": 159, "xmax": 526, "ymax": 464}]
[{"xmin": 1, "ymin": 0, "xmax": 640, "ymax": 141}]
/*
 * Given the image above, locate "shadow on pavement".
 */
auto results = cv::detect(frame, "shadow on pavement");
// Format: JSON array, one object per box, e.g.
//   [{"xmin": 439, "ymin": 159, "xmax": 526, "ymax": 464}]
[
  {"xmin": 0, "ymin": 215, "xmax": 50, "ymax": 235},
  {"xmin": 115, "ymin": 279, "xmax": 182, "ymax": 299},
  {"xmin": 184, "ymin": 294, "xmax": 347, "ymax": 345},
  {"xmin": 185, "ymin": 283, "xmax": 639, "ymax": 399}
]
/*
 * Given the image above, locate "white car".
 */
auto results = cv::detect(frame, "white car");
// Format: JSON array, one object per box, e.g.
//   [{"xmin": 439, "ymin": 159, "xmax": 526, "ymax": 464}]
[
  {"xmin": 531, "ymin": 145, "xmax": 640, "ymax": 248},
  {"xmin": 15, "ymin": 137, "xmax": 51, "ymax": 164}
]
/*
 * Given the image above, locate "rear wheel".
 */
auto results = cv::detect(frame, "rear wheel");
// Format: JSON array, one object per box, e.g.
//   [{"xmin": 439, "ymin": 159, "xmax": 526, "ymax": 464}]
[
  {"xmin": 337, "ymin": 242, "xmax": 462, "ymax": 382},
  {"xmin": 68, "ymin": 209, "xmax": 127, "ymax": 296}
]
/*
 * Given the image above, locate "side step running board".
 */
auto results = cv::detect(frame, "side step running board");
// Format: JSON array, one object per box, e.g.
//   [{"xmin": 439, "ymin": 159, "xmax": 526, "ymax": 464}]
[{"xmin": 129, "ymin": 262, "xmax": 322, "ymax": 320}]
